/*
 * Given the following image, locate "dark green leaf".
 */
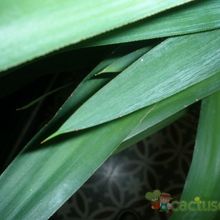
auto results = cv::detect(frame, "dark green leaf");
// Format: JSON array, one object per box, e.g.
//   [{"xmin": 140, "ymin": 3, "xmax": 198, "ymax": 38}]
[
  {"xmin": 0, "ymin": 104, "xmax": 153, "ymax": 220},
  {"xmin": 171, "ymin": 91, "xmax": 220, "ymax": 220},
  {"xmin": 48, "ymin": 30, "xmax": 220, "ymax": 139}
]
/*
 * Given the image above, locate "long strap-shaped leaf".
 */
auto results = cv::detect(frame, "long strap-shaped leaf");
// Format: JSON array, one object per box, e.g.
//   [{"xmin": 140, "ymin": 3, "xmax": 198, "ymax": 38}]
[
  {"xmin": 1, "ymin": 75, "xmax": 220, "ymax": 220},
  {"xmin": 16, "ymin": 45, "xmax": 152, "ymax": 111},
  {"xmin": 82, "ymin": 0, "xmax": 220, "ymax": 47},
  {"xmin": 1, "ymin": 59, "xmax": 220, "ymax": 220},
  {"xmin": 2, "ymin": 78, "xmax": 220, "ymax": 220},
  {"xmin": 171, "ymin": 91, "xmax": 220, "ymax": 220},
  {"xmin": 95, "ymin": 45, "xmax": 152, "ymax": 75},
  {"xmin": 0, "ymin": 0, "xmax": 192, "ymax": 73},
  {"xmin": 0, "ymin": 105, "xmax": 155, "ymax": 220},
  {"xmin": 116, "ymin": 110, "xmax": 186, "ymax": 153},
  {"xmin": 46, "ymin": 30, "xmax": 220, "ymax": 140},
  {"xmin": 121, "ymin": 72, "xmax": 220, "ymax": 148},
  {"xmin": 0, "ymin": 45, "xmax": 155, "ymax": 219},
  {"xmin": 8, "ymin": 44, "xmax": 152, "ymax": 157}
]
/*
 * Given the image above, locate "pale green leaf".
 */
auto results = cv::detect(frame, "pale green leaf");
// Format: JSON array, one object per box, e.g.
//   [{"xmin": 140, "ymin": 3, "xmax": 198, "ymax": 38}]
[
  {"xmin": 82, "ymin": 0, "xmax": 220, "ymax": 47},
  {"xmin": 48, "ymin": 30, "xmax": 220, "ymax": 139},
  {"xmin": 118, "ymin": 71, "xmax": 220, "ymax": 152},
  {"xmin": 0, "ymin": 0, "xmax": 193, "ymax": 73},
  {"xmin": 95, "ymin": 45, "xmax": 152, "ymax": 75}
]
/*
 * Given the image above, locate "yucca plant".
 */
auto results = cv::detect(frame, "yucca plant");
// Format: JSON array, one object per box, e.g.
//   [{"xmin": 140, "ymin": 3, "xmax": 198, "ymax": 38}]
[{"xmin": 0, "ymin": 0, "xmax": 220, "ymax": 219}]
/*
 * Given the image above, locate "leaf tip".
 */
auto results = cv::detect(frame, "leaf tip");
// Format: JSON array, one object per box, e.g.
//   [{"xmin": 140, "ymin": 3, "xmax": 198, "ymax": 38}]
[{"xmin": 41, "ymin": 132, "xmax": 59, "ymax": 144}]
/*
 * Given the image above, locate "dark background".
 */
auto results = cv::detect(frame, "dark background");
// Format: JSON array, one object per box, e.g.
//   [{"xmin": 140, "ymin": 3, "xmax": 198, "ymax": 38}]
[{"xmin": 0, "ymin": 43, "xmax": 199, "ymax": 220}]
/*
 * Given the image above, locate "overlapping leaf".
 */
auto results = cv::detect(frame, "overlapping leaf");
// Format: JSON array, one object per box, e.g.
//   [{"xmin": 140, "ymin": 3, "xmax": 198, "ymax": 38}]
[
  {"xmin": 82, "ymin": 0, "xmax": 220, "ymax": 47},
  {"xmin": 0, "ymin": 0, "xmax": 193, "ymax": 73},
  {"xmin": 11, "ymin": 44, "xmax": 151, "ymax": 151},
  {"xmin": 46, "ymin": 30, "xmax": 220, "ymax": 140},
  {"xmin": 116, "ymin": 111, "xmax": 185, "ymax": 153},
  {"xmin": 121, "ymin": 72, "xmax": 220, "ymax": 146},
  {"xmin": 1, "ymin": 71, "xmax": 220, "ymax": 220},
  {"xmin": 1, "ymin": 37, "xmax": 220, "ymax": 220},
  {"xmin": 0, "ymin": 106, "xmax": 154, "ymax": 220},
  {"xmin": 0, "ymin": 1, "xmax": 220, "ymax": 220},
  {"xmin": 95, "ymin": 45, "xmax": 152, "ymax": 75}
]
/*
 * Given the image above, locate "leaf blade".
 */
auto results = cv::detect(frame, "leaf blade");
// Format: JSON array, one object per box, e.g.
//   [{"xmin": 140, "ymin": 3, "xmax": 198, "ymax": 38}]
[
  {"xmin": 0, "ymin": 0, "xmax": 193, "ymax": 73},
  {"xmin": 0, "ymin": 104, "xmax": 153, "ymax": 220},
  {"xmin": 171, "ymin": 91, "xmax": 220, "ymax": 220},
  {"xmin": 50, "ymin": 30, "xmax": 220, "ymax": 137},
  {"xmin": 82, "ymin": 0, "xmax": 220, "ymax": 47}
]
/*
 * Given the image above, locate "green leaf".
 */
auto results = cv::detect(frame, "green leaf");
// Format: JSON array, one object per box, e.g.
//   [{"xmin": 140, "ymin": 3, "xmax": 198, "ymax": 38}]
[
  {"xmin": 0, "ymin": 0, "xmax": 193, "ymax": 73},
  {"xmin": 1, "ymin": 52, "xmax": 220, "ymax": 220},
  {"xmin": 95, "ymin": 45, "xmax": 152, "ymax": 75},
  {"xmin": 18, "ymin": 44, "xmax": 151, "ymax": 147},
  {"xmin": 171, "ymin": 91, "xmax": 220, "ymax": 220},
  {"xmin": 82, "ymin": 0, "xmax": 220, "ymax": 47},
  {"xmin": 0, "ymin": 46, "xmax": 113, "ymax": 98},
  {"xmin": 116, "ymin": 110, "xmax": 186, "ymax": 153},
  {"xmin": 2, "ymin": 71, "xmax": 220, "ymax": 220},
  {"xmin": 118, "ymin": 71, "xmax": 220, "ymax": 153},
  {"xmin": 0, "ymin": 104, "xmax": 154, "ymax": 220},
  {"xmin": 48, "ymin": 30, "xmax": 220, "ymax": 139}
]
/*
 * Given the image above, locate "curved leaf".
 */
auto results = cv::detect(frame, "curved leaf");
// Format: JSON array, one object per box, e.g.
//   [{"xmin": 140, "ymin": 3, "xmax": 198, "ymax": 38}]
[
  {"xmin": 1, "ymin": 57, "xmax": 220, "ymax": 220},
  {"xmin": 0, "ymin": 0, "xmax": 192, "ymax": 73},
  {"xmin": 95, "ymin": 46, "xmax": 152, "ymax": 75},
  {"xmin": 82, "ymin": 0, "xmax": 220, "ymax": 47},
  {"xmin": 0, "ymin": 105, "xmax": 153, "ymax": 220},
  {"xmin": 122, "ymin": 72, "xmax": 220, "ymax": 144},
  {"xmin": 47, "ymin": 30, "xmax": 220, "ymax": 139},
  {"xmin": 171, "ymin": 91, "xmax": 220, "ymax": 220}
]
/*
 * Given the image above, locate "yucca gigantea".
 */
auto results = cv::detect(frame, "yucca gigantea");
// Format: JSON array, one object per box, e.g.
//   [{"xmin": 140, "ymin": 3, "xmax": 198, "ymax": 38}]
[{"xmin": 0, "ymin": 0, "xmax": 219, "ymax": 219}]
